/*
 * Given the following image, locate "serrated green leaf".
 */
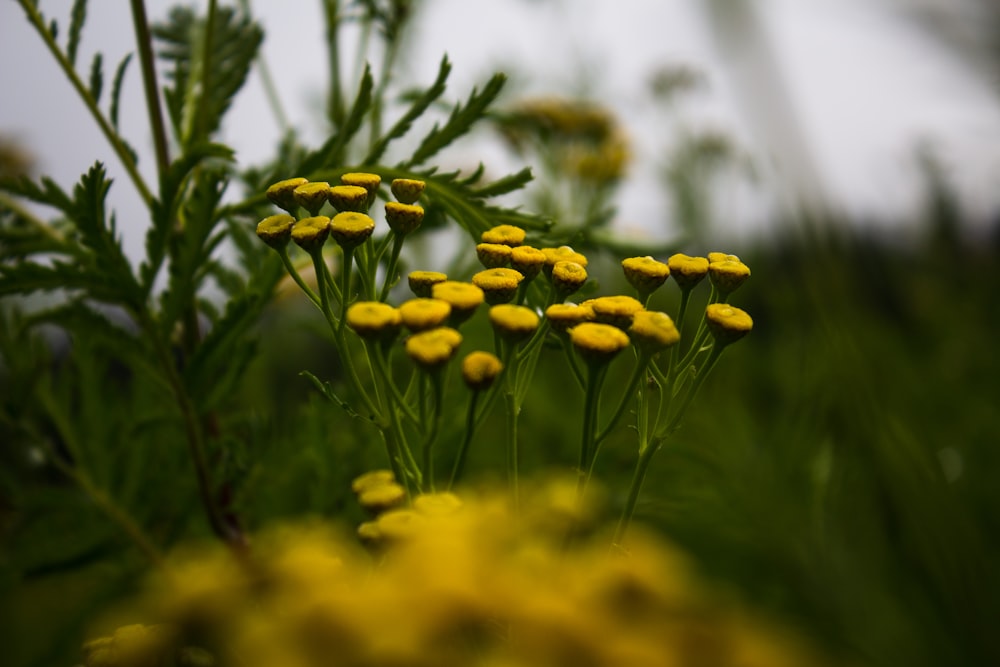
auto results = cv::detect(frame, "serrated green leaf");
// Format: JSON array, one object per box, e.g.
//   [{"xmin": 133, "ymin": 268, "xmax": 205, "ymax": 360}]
[
  {"xmin": 405, "ymin": 72, "xmax": 507, "ymax": 168},
  {"xmin": 0, "ymin": 174, "xmax": 73, "ymax": 214},
  {"xmin": 48, "ymin": 18, "xmax": 58, "ymax": 40},
  {"xmin": 0, "ymin": 261, "xmax": 119, "ymax": 301},
  {"xmin": 300, "ymin": 64, "xmax": 375, "ymax": 175},
  {"xmin": 362, "ymin": 55, "xmax": 451, "ymax": 165},
  {"xmin": 110, "ymin": 52, "xmax": 132, "ymax": 130},
  {"xmin": 66, "ymin": 0, "xmax": 87, "ymax": 67},
  {"xmin": 468, "ymin": 167, "xmax": 534, "ymax": 198},
  {"xmin": 89, "ymin": 52, "xmax": 103, "ymax": 103}
]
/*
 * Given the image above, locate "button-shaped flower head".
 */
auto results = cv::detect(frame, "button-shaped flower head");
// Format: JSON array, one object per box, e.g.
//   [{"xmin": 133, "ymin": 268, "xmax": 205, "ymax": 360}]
[
  {"xmin": 570, "ymin": 322, "xmax": 630, "ymax": 366},
  {"xmin": 628, "ymin": 311, "xmax": 680, "ymax": 355},
  {"xmin": 399, "ymin": 298, "xmax": 452, "ymax": 332},
  {"xmin": 291, "ymin": 216, "xmax": 331, "ymax": 252},
  {"xmin": 346, "ymin": 301, "xmax": 402, "ymax": 342},
  {"xmin": 341, "ymin": 172, "xmax": 381, "ymax": 210},
  {"xmin": 408, "ymin": 271, "xmax": 448, "ymax": 298},
  {"xmin": 330, "ymin": 211, "xmax": 375, "ymax": 249},
  {"xmin": 481, "ymin": 224, "xmax": 526, "ymax": 247},
  {"xmin": 390, "ymin": 178, "xmax": 425, "ymax": 205},
  {"xmin": 476, "ymin": 242, "xmax": 512, "ymax": 269},
  {"xmin": 489, "ymin": 304, "xmax": 539, "ymax": 344},
  {"xmin": 541, "ymin": 246, "xmax": 589, "ymax": 277},
  {"xmin": 587, "ymin": 295, "xmax": 645, "ymax": 330},
  {"xmin": 327, "ymin": 185, "xmax": 369, "ymax": 213},
  {"xmin": 705, "ymin": 303, "xmax": 753, "ymax": 347},
  {"xmin": 545, "ymin": 302, "xmax": 596, "ymax": 333},
  {"xmin": 266, "ymin": 177, "xmax": 308, "ymax": 213},
  {"xmin": 667, "ymin": 253, "xmax": 709, "ymax": 291},
  {"xmin": 431, "ymin": 281, "xmax": 485, "ymax": 326},
  {"xmin": 472, "ymin": 268, "xmax": 524, "ymax": 305},
  {"xmin": 405, "ymin": 327, "xmax": 463, "ymax": 371},
  {"xmin": 708, "ymin": 257, "xmax": 751, "ymax": 298},
  {"xmin": 461, "ymin": 351, "xmax": 504, "ymax": 391},
  {"xmin": 510, "ymin": 245, "xmax": 547, "ymax": 281},
  {"xmin": 622, "ymin": 256, "xmax": 670, "ymax": 298},
  {"xmin": 256, "ymin": 214, "xmax": 296, "ymax": 249},
  {"xmin": 550, "ymin": 261, "xmax": 588, "ymax": 299},
  {"xmin": 385, "ymin": 202, "xmax": 424, "ymax": 235},
  {"xmin": 293, "ymin": 181, "xmax": 331, "ymax": 216}
]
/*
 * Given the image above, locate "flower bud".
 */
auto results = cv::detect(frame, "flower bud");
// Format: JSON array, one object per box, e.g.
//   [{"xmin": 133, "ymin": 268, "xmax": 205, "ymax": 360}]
[
  {"xmin": 545, "ymin": 302, "xmax": 595, "ymax": 333},
  {"xmin": 330, "ymin": 211, "xmax": 375, "ymax": 249},
  {"xmin": 489, "ymin": 304, "xmax": 539, "ymax": 343},
  {"xmin": 461, "ymin": 351, "xmax": 503, "ymax": 391},
  {"xmin": 291, "ymin": 216, "xmax": 331, "ymax": 252},
  {"xmin": 431, "ymin": 281, "xmax": 484, "ymax": 326},
  {"xmin": 328, "ymin": 185, "xmax": 369, "ymax": 213},
  {"xmin": 256, "ymin": 214, "xmax": 296, "ymax": 249},
  {"xmin": 341, "ymin": 172, "xmax": 381, "ymax": 210},
  {"xmin": 266, "ymin": 177, "xmax": 308, "ymax": 213},
  {"xmin": 293, "ymin": 181, "xmax": 331, "ymax": 216},
  {"xmin": 628, "ymin": 311, "xmax": 680, "ymax": 354},
  {"xmin": 408, "ymin": 271, "xmax": 448, "ymax": 298},
  {"xmin": 587, "ymin": 295, "xmax": 644, "ymax": 330},
  {"xmin": 667, "ymin": 253, "xmax": 709, "ymax": 291},
  {"xmin": 510, "ymin": 245, "xmax": 547, "ymax": 281},
  {"xmin": 569, "ymin": 322, "xmax": 630, "ymax": 365},
  {"xmin": 385, "ymin": 202, "xmax": 424, "ymax": 235},
  {"xmin": 708, "ymin": 258, "xmax": 751, "ymax": 298},
  {"xmin": 390, "ymin": 178, "xmax": 425, "ymax": 204},
  {"xmin": 476, "ymin": 242, "xmax": 512, "ymax": 269},
  {"xmin": 622, "ymin": 256, "xmax": 670, "ymax": 297},
  {"xmin": 346, "ymin": 301, "xmax": 402, "ymax": 342},
  {"xmin": 473, "ymin": 268, "xmax": 524, "ymax": 304},
  {"xmin": 405, "ymin": 327, "xmax": 463, "ymax": 370},
  {"xmin": 481, "ymin": 224, "xmax": 526, "ymax": 247},
  {"xmin": 541, "ymin": 246, "xmax": 588, "ymax": 277},
  {"xmin": 550, "ymin": 261, "xmax": 588, "ymax": 298},
  {"xmin": 705, "ymin": 303, "xmax": 753, "ymax": 347},
  {"xmin": 399, "ymin": 298, "xmax": 451, "ymax": 332}
]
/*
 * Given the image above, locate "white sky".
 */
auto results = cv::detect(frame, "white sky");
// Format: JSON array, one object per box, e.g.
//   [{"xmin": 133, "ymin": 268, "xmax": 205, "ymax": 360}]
[{"xmin": 3, "ymin": 0, "xmax": 1000, "ymax": 255}]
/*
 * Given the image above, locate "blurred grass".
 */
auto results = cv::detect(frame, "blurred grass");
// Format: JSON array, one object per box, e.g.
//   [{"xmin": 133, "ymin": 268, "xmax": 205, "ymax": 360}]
[{"xmin": 3, "ymin": 213, "xmax": 1000, "ymax": 666}]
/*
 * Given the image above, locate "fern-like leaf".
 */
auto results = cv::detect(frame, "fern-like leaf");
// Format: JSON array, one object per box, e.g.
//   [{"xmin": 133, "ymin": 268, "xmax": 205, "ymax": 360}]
[
  {"xmin": 109, "ymin": 52, "xmax": 132, "ymax": 130},
  {"xmin": 89, "ymin": 52, "xmax": 103, "ymax": 104},
  {"xmin": 300, "ymin": 65, "xmax": 375, "ymax": 175},
  {"xmin": 404, "ymin": 72, "xmax": 507, "ymax": 168},
  {"xmin": 67, "ymin": 0, "xmax": 87, "ymax": 68}
]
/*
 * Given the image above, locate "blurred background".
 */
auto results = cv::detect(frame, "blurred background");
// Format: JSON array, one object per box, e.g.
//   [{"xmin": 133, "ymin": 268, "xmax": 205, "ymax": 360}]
[{"xmin": 2, "ymin": 1, "xmax": 1000, "ymax": 666}]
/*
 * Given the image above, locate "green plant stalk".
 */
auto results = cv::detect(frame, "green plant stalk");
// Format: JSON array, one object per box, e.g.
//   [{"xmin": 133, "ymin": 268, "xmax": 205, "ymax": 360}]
[
  {"xmin": 371, "ymin": 344, "xmax": 418, "ymax": 493},
  {"xmin": 129, "ymin": 0, "xmax": 170, "ymax": 177},
  {"xmin": 277, "ymin": 247, "xmax": 321, "ymax": 307},
  {"xmin": 448, "ymin": 390, "xmax": 481, "ymax": 489},
  {"xmin": 578, "ymin": 363, "xmax": 607, "ymax": 493},
  {"xmin": 337, "ymin": 246, "xmax": 356, "ymax": 334},
  {"xmin": 379, "ymin": 233, "xmax": 406, "ymax": 301},
  {"xmin": 323, "ymin": 0, "xmax": 345, "ymax": 126},
  {"xmin": 195, "ymin": 0, "xmax": 219, "ymax": 143},
  {"xmin": 0, "ymin": 193, "xmax": 69, "ymax": 246},
  {"xmin": 18, "ymin": 0, "xmax": 154, "ymax": 206},
  {"xmin": 421, "ymin": 371, "xmax": 446, "ymax": 492},
  {"xmin": 595, "ymin": 350, "xmax": 652, "ymax": 445}
]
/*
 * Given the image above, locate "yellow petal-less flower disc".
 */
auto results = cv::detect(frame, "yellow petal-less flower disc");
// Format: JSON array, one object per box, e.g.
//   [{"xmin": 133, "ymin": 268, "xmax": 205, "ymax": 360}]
[
  {"xmin": 292, "ymin": 181, "xmax": 331, "ymax": 216},
  {"xmin": 413, "ymin": 492, "xmax": 463, "ymax": 516},
  {"xmin": 351, "ymin": 469, "xmax": 396, "ymax": 494},
  {"xmin": 510, "ymin": 245, "xmax": 547, "ymax": 281},
  {"xmin": 290, "ymin": 215, "xmax": 331, "ymax": 252},
  {"xmin": 341, "ymin": 172, "xmax": 381, "ymax": 209},
  {"xmin": 489, "ymin": 304, "xmax": 539, "ymax": 343},
  {"xmin": 327, "ymin": 184, "xmax": 369, "ymax": 213},
  {"xmin": 399, "ymin": 298, "xmax": 452, "ymax": 332},
  {"xmin": 475, "ymin": 242, "xmax": 513, "ymax": 269},
  {"xmin": 473, "ymin": 268, "xmax": 524, "ymax": 304},
  {"xmin": 708, "ymin": 251, "xmax": 740, "ymax": 264},
  {"xmin": 346, "ymin": 301, "xmax": 402, "ymax": 341},
  {"xmin": 358, "ymin": 482, "xmax": 407, "ymax": 515},
  {"xmin": 266, "ymin": 177, "xmax": 308, "ymax": 213},
  {"xmin": 629, "ymin": 311, "xmax": 680, "ymax": 353},
  {"xmin": 405, "ymin": 327, "xmax": 463, "ymax": 370},
  {"xmin": 550, "ymin": 260, "xmax": 588, "ymax": 298},
  {"xmin": 708, "ymin": 259, "xmax": 751, "ymax": 297},
  {"xmin": 408, "ymin": 270, "xmax": 448, "ymax": 298},
  {"xmin": 385, "ymin": 202, "xmax": 424, "ymax": 235},
  {"xmin": 481, "ymin": 224, "xmax": 527, "ymax": 247},
  {"xmin": 569, "ymin": 322, "xmax": 630, "ymax": 365},
  {"xmin": 330, "ymin": 211, "xmax": 375, "ymax": 249},
  {"xmin": 390, "ymin": 178, "xmax": 426, "ymax": 205},
  {"xmin": 461, "ymin": 351, "xmax": 503, "ymax": 391},
  {"xmin": 705, "ymin": 303, "xmax": 753, "ymax": 346},
  {"xmin": 667, "ymin": 253, "xmax": 709, "ymax": 291},
  {"xmin": 256, "ymin": 214, "xmax": 296, "ymax": 249},
  {"xmin": 545, "ymin": 302, "xmax": 596, "ymax": 332},
  {"xmin": 622, "ymin": 256, "xmax": 670, "ymax": 296},
  {"xmin": 431, "ymin": 281, "xmax": 485, "ymax": 325},
  {"xmin": 374, "ymin": 508, "xmax": 427, "ymax": 542},
  {"xmin": 541, "ymin": 246, "xmax": 589, "ymax": 276},
  {"xmin": 587, "ymin": 295, "xmax": 645, "ymax": 330}
]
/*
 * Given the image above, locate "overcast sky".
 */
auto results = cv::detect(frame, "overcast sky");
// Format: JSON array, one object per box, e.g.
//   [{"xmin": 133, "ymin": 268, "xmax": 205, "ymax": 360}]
[{"xmin": 3, "ymin": 0, "xmax": 1000, "ymax": 254}]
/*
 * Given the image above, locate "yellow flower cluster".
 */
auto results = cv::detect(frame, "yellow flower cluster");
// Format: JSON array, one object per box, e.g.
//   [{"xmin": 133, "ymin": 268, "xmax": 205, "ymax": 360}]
[{"xmin": 113, "ymin": 482, "xmax": 831, "ymax": 667}]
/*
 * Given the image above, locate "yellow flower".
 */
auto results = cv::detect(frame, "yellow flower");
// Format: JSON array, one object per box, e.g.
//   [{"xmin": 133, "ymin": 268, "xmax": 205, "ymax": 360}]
[
  {"xmin": 405, "ymin": 327, "xmax": 463, "ymax": 370},
  {"xmin": 328, "ymin": 184, "xmax": 369, "ymax": 213},
  {"xmin": 293, "ymin": 181, "xmax": 331, "ymax": 216},
  {"xmin": 481, "ymin": 224, "xmax": 526, "ymax": 247},
  {"xmin": 330, "ymin": 211, "xmax": 375, "ymax": 249},
  {"xmin": 351, "ymin": 469, "xmax": 396, "ymax": 494},
  {"xmin": 569, "ymin": 322, "xmax": 630, "ymax": 364},
  {"xmin": 341, "ymin": 172, "xmax": 381, "ymax": 209},
  {"xmin": 587, "ymin": 295, "xmax": 644, "ymax": 330},
  {"xmin": 551, "ymin": 260, "xmax": 588, "ymax": 298},
  {"xmin": 667, "ymin": 253, "xmax": 709, "ymax": 291},
  {"xmin": 545, "ymin": 302, "xmax": 595, "ymax": 333},
  {"xmin": 541, "ymin": 246, "xmax": 589, "ymax": 276},
  {"xmin": 510, "ymin": 245, "xmax": 547, "ymax": 281},
  {"xmin": 489, "ymin": 304, "xmax": 539, "ymax": 343},
  {"xmin": 358, "ymin": 482, "xmax": 407, "ymax": 515},
  {"xmin": 473, "ymin": 268, "xmax": 524, "ymax": 304},
  {"xmin": 399, "ymin": 298, "xmax": 452, "ymax": 332},
  {"xmin": 707, "ymin": 251, "xmax": 740, "ymax": 264},
  {"xmin": 475, "ymin": 242, "xmax": 513, "ymax": 269},
  {"xmin": 291, "ymin": 215, "xmax": 331, "ymax": 252},
  {"xmin": 705, "ymin": 303, "xmax": 753, "ymax": 346},
  {"xmin": 461, "ymin": 351, "xmax": 503, "ymax": 391},
  {"xmin": 408, "ymin": 270, "xmax": 447, "ymax": 298},
  {"xmin": 374, "ymin": 508, "xmax": 427, "ymax": 542},
  {"xmin": 708, "ymin": 258, "xmax": 751, "ymax": 297},
  {"xmin": 413, "ymin": 492, "xmax": 463, "ymax": 516},
  {"xmin": 385, "ymin": 202, "xmax": 424, "ymax": 235},
  {"xmin": 265, "ymin": 176, "xmax": 308, "ymax": 213},
  {"xmin": 622, "ymin": 256, "xmax": 670, "ymax": 296},
  {"xmin": 256, "ymin": 213, "xmax": 296, "ymax": 249},
  {"xmin": 346, "ymin": 301, "xmax": 402, "ymax": 341},
  {"xmin": 431, "ymin": 281, "xmax": 484, "ymax": 325},
  {"xmin": 629, "ymin": 311, "xmax": 680, "ymax": 354},
  {"xmin": 390, "ymin": 178, "xmax": 425, "ymax": 205}
]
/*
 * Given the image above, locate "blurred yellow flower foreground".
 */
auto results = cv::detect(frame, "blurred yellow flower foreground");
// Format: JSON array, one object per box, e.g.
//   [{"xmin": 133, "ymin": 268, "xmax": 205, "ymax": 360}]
[{"xmin": 95, "ymin": 481, "xmax": 832, "ymax": 667}]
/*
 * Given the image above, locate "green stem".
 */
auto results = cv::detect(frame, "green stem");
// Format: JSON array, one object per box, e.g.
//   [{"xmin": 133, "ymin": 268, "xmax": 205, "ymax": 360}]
[
  {"xmin": 448, "ymin": 391, "xmax": 481, "ymax": 489},
  {"xmin": 18, "ymin": 0, "xmax": 154, "ymax": 206},
  {"xmin": 194, "ymin": 0, "xmax": 219, "ymax": 143},
  {"xmin": 578, "ymin": 363, "xmax": 606, "ymax": 493},
  {"xmin": 277, "ymin": 247, "xmax": 321, "ymax": 307},
  {"xmin": 421, "ymin": 373, "xmax": 445, "ymax": 491},
  {"xmin": 595, "ymin": 351, "xmax": 651, "ymax": 445},
  {"xmin": 379, "ymin": 233, "xmax": 406, "ymax": 301},
  {"xmin": 613, "ymin": 436, "xmax": 662, "ymax": 546},
  {"xmin": 371, "ymin": 344, "xmax": 418, "ymax": 492},
  {"xmin": 323, "ymin": 0, "xmax": 345, "ymax": 126},
  {"xmin": 129, "ymin": 0, "xmax": 170, "ymax": 178}
]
